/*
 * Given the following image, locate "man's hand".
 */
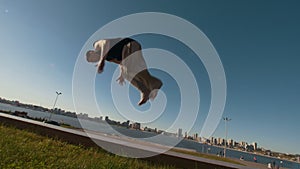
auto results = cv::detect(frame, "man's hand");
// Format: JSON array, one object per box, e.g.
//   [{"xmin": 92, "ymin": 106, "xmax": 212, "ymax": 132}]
[
  {"xmin": 97, "ymin": 61, "xmax": 105, "ymax": 73},
  {"xmin": 116, "ymin": 76, "xmax": 125, "ymax": 85}
]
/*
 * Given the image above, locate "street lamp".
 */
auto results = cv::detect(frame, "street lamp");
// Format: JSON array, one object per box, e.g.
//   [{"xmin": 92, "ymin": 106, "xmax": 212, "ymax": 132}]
[
  {"xmin": 48, "ymin": 91, "xmax": 62, "ymax": 121},
  {"xmin": 223, "ymin": 117, "xmax": 231, "ymax": 158}
]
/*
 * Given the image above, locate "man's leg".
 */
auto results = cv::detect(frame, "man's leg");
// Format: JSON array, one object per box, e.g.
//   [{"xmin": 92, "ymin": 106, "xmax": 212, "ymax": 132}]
[
  {"xmin": 130, "ymin": 71, "xmax": 151, "ymax": 105},
  {"xmin": 122, "ymin": 40, "xmax": 163, "ymax": 105},
  {"xmin": 133, "ymin": 69, "xmax": 162, "ymax": 100},
  {"xmin": 121, "ymin": 40, "xmax": 150, "ymax": 105},
  {"xmin": 149, "ymin": 76, "xmax": 163, "ymax": 100}
]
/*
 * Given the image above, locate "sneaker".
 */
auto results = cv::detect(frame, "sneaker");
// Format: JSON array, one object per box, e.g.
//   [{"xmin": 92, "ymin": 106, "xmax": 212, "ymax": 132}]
[
  {"xmin": 149, "ymin": 79, "xmax": 163, "ymax": 100},
  {"xmin": 138, "ymin": 91, "xmax": 150, "ymax": 106}
]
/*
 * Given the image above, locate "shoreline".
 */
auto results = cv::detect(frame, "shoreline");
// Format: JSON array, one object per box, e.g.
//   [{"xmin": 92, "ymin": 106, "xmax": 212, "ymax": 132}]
[{"xmin": 204, "ymin": 142, "xmax": 300, "ymax": 164}]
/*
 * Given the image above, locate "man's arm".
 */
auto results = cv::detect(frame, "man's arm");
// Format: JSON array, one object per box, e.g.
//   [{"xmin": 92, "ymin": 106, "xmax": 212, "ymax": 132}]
[
  {"xmin": 97, "ymin": 60, "xmax": 105, "ymax": 73},
  {"xmin": 97, "ymin": 40, "xmax": 109, "ymax": 73},
  {"xmin": 116, "ymin": 65, "xmax": 125, "ymax": 85}
]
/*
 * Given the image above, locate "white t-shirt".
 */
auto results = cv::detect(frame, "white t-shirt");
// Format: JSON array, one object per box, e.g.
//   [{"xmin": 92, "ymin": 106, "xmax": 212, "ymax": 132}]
[{"xmin": 93, "ymin": 38, "xmax": 123, "ymax": 59}]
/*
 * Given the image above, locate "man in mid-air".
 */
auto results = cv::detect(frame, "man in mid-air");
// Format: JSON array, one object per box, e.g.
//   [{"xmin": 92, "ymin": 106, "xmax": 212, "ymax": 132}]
[{"xmin": 86, "ymin": 37, "xmax": 162, "ymax": 106}]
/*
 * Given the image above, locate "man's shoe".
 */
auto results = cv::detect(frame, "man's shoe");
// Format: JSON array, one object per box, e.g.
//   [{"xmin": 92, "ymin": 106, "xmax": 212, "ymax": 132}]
[{"xmin": 138, "ymin": 92, "xmax": 149, "ymax": 106}]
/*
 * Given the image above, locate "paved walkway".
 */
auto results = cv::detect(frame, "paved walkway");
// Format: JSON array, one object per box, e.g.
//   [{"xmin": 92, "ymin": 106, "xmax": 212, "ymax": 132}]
[{"xmin": 231, "ymin": 158, "xmax": 288, "ymax": 169}]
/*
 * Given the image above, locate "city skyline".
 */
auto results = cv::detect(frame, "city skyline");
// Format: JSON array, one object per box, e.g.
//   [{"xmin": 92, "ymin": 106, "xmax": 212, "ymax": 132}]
[
  {"xmin": 0, "ymin": 97, "xmax": 297, "ymax": 159},
  {"xmin": 0, "ymin": 97, "xmax": 261, "ymax": 150},
  {"xmin": 1, "ymin": 0, "xmax": 300, "ymax": 154}
]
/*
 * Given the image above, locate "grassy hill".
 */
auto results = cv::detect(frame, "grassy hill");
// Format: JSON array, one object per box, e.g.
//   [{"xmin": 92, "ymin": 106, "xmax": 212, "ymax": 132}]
[{"xmin": 0, "ymin": 123, "xmax": 174, "ymax": 169}]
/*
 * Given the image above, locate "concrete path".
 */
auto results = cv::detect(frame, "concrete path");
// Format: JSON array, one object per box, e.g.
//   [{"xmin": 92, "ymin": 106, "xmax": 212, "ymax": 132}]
[{"xmin": 231, "ymin": 158, "xmax": 288, "ymax": 169}]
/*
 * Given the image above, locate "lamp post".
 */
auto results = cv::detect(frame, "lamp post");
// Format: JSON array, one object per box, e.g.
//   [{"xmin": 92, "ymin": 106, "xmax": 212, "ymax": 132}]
[
  {"xmin": 223, "ymin": 117, "xmax": 231, "ymax": 158},
  {"xmin": 48, "ymin": 91, "xmax": 62, "ymax": 121}
]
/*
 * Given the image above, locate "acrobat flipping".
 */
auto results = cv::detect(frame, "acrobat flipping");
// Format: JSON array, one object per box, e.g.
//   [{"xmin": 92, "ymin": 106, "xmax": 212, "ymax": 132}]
[{"xmin": 86, "ymin": 37, "xmax": 162, "ymax": 106}]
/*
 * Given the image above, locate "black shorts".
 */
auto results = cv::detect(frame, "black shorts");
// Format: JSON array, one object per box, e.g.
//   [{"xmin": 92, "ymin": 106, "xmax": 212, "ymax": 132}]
[{"xmin": 105, "ymin": 38, "xmax": 136, "ymax": 61}]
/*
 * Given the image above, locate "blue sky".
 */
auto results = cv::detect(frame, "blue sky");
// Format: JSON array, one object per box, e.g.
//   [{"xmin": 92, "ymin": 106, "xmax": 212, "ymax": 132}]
[{"xmin": 0, "ymin": 0, "xmax": 300, "ymax": 154}]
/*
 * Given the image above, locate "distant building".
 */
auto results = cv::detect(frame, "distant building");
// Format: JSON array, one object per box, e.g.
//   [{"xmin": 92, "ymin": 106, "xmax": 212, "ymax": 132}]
[
  {"xmin": 265, "ymin": 150, "xmax": 272, "ymax": 156},
  {"xmin": 214, "ymin": 138, "xmax": 218, "ymax": 145},
  {"xmin": 157, "ymin": 130, "xmax": 164, "ymax": 134},
  {"xmin": 121, "ymin": 120, "xmax": 130, "ymax": 128},
  {"xmin": 120, "ymin": 120, "xmax": 129, "ymax": 128},
  {"xmin": 209, "ymin": 137, "xmax": 217, "ymax": 145},
  {"xmin": 201, "ymin": 137, "xmax": 209, "ymax": 144},
  {"xmin": 177, "ymin": 128, "xmax": 183, "ymax": 138},
  {"xmin": 12, "ymin": 111, "xmax": 28, "ymax": 118},
  {"xmin": 78, "ymin": 113, "xmax": 89, "ymax": 119},
  {"xmin": 132, "ymin": 122, "xmax": 141, "ymax": 130},
  {"xmin": 104, "ymin": 116, "xmax": 118, "ymax": 125},
  {"xmin": 193, "ymin": 133, "xmax": 199, "ymax": 141},
  {"xmin": 246, "ymin": 144, "xmax": 254, "ymax": 152},
  {"xmin": 143, "ymin": 126, "xmax": 157, "ymax": 132},
  {"xmin": 252, "ymin": 142, "xmax": 258, "ymax": 150},
  {"xmin": 234, "ymin": 141, "xmax": 239, "ymax": 148},
  {"xmin": 218, "ymin": 138, "xmax": 225, "ymax": 146},
  {"xmin": 228, "ymin": 139, "xmax": 234, "ymax": 147},
  {"xmin": 162, "ymin": 131, "xmax": 177, "ymax": 137},
  {"xmin": 240, "ymin": 141, "xmax": 247, "ymax": 148}
]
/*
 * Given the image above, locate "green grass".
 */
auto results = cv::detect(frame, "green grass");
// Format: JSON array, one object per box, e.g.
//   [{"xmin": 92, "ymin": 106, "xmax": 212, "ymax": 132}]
[
  {"xmin": 0, "ymin": 124, "xmax": 175, "ymax": 169},
  {"xmin": 170, "ymin": 148, "xmax": 245, "ymax": 166}
]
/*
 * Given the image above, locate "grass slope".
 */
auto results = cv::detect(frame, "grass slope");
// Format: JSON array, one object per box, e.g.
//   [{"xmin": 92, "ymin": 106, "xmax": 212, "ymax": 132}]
[{"xmin": 0, "ymin": 124, "xmax": 174, "ymax": 169}]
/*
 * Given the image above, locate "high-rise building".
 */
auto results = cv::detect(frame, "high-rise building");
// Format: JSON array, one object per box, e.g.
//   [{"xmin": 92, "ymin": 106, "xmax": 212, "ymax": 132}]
[
  {"xmin": 217, "ymin": 138, "xmax": 222, "ymax": 145},
  {"xmin": 209, "ymin": 137, "xmax": 217, "ymax": 145},
  {"xmin": 214, "ymin": 138, "xmax": 218, "ymax": 145},
  {"xmin": 193, "ymin": 133, "xmax": 199, "ymax": 141},
  {"xmin": 210, "ymin": 137, "xmax": 214, "ymax": 144},
  {"xmin": 228, "ymin": 139, "xmax": 234, "ymax": 147},
  {"xmin": 177, "ymin": 128, "xmax": 183, "ymax": 138},
  {"xmin": 252, "ymin": 142, "xmax": 258, "ymax": 150},
  {"xmin": 217, "ymin": 138, "xmax": 225, "ymax": 145}
]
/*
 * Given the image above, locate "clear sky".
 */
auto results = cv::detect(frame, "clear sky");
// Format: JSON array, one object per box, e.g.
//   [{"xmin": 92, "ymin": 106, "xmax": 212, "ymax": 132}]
[{"xmin": 0, "ymin": 0, "xmax": 300, "ymax": 154}]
